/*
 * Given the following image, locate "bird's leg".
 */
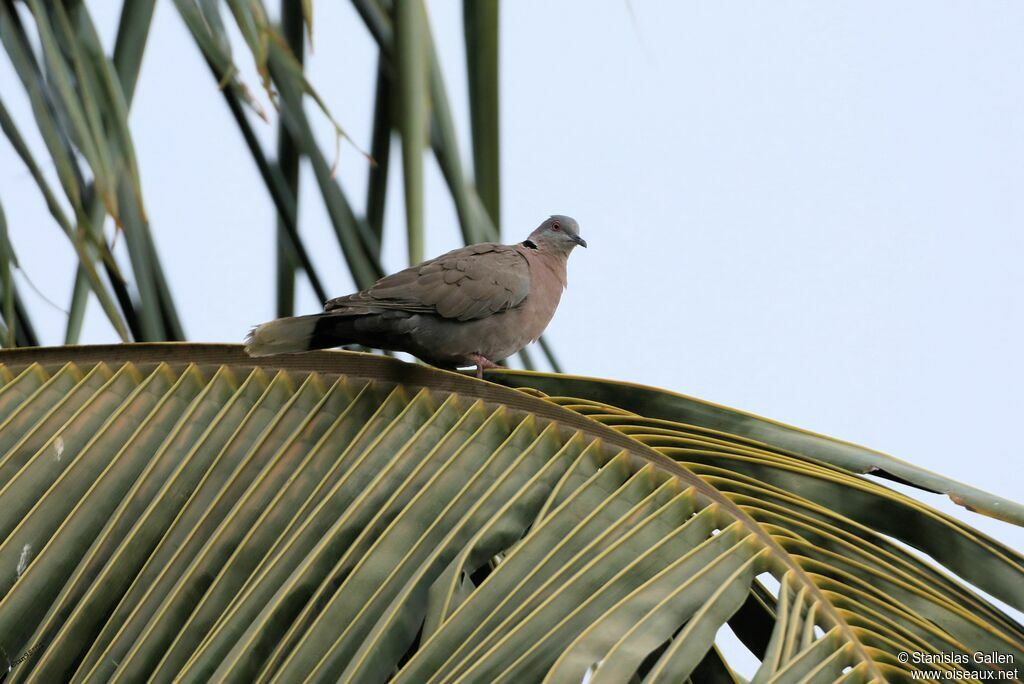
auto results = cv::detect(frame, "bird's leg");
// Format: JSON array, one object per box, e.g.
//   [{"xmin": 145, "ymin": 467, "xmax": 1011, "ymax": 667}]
[{"xmin": 469, "ymin": 353, "xmax": 499, "ymax": 379}]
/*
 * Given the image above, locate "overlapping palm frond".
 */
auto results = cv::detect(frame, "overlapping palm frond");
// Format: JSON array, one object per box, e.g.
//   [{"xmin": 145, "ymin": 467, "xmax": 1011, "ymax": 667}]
[{"xmin": 0, "ymin": 345, "xmax": 1018, "ymax": 682}]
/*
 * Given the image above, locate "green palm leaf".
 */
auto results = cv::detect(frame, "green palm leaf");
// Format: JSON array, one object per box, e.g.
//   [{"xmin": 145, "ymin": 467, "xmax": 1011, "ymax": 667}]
[{"xmin": 0, "ymin": 345, "xmax": 1018, "ymax": 682}]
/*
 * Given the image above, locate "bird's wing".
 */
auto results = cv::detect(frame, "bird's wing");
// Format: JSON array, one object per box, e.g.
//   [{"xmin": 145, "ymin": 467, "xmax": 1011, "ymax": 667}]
[{"xmin": 324, "ymin": 243, "xmax": 531, "ymax": 322}]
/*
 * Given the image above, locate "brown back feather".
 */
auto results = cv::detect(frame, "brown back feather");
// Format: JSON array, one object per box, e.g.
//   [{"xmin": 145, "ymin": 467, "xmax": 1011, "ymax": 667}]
[{"xmin": 323, "ymin": 243, "xmax": 531, "ymax": 322}]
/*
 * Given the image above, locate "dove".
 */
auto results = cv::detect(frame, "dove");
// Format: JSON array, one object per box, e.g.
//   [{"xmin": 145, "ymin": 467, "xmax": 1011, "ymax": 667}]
[{"xmin": 245, "ymin": 215, "xmax": 586, "ymax": 377}]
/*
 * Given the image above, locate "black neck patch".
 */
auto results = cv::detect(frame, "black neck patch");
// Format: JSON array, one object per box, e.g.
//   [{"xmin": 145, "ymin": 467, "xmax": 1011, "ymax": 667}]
[{"xmin": 522, "ymin": 239, "xmax": 538, "ymax": 250}]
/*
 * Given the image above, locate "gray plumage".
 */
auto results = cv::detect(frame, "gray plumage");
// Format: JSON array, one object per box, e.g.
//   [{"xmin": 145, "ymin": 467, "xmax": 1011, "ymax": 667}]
[{"xmin": 245, "ymin": 215, "xmax": 586, "ymax": 377}]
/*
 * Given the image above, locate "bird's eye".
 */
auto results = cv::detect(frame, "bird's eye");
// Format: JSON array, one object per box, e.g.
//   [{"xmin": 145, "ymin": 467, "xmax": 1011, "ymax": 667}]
[{"xmin": 552, "ymin": 222, "xmax": 561, "ymax": 231}]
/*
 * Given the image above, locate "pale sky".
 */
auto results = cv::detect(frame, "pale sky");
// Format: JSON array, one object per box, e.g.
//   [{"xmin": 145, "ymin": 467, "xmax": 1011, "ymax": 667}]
[{"xmin": 1, "ymin": 1, "xmax": 1021, "ymax": 671}]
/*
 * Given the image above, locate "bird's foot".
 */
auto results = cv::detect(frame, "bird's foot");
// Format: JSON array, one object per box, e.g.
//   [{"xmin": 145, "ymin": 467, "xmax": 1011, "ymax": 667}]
[{"xmin": 469, "ymin": 354, "xmax": 499, "ymax": 379}]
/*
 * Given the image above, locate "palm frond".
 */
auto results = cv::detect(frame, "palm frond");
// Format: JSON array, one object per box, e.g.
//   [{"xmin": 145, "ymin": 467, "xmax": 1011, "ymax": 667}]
[
  {"xmin": 273, "ymin": 0, "xmax": 305, "ymax": 318},
  {"xmin": 488, "ymin": 372, "xmax": 1024, "ymax": 526},
  {"xmin": 464, "ymin": 0, "xmax": 501, "ymax": 230},
  {"xmin": 0, "ymin": 345, "xmax": 1018, "ymax": 682},
  {"xmin": 394, "ymin": 0, "xmax": 428, "ymax": 266},
  {"xmin": 0, "ymin": 0, "xmax": 184, "ymax": 342}
]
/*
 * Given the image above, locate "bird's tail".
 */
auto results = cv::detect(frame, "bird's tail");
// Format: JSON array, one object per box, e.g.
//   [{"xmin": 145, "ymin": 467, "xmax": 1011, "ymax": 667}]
[{"xmin": 244, "ymin": 314, "xmax": 325, "ymax": 356}]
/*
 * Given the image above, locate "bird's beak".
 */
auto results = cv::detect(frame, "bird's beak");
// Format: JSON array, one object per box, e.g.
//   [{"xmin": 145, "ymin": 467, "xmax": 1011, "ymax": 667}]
[{"xmin": 572, "ymin": 235, "xmax": 588, "ymax": 248}]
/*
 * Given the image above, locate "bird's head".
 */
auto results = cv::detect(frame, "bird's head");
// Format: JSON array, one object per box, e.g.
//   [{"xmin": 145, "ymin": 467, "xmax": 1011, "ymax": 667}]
[{"xmin": 524, "ymin": 215, "xmax": 586, "ymax": 256}]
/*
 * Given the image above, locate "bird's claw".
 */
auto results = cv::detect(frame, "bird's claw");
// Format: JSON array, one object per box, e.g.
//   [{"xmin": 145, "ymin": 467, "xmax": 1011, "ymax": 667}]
[{"xmin": 470, "ymin": 354, "xmax": 499, "ymax": 379}]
